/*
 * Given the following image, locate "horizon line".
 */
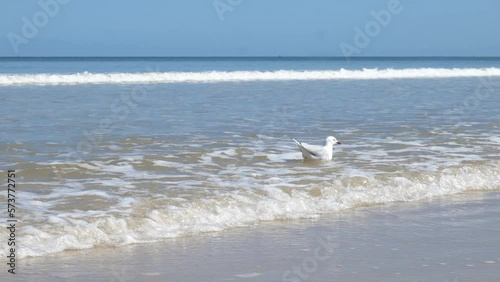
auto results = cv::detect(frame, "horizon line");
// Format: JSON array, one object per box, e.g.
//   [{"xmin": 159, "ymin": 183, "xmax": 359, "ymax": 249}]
[{"xmin": 1, "ymin": 56, "xmax": 500, "ymax": 59}]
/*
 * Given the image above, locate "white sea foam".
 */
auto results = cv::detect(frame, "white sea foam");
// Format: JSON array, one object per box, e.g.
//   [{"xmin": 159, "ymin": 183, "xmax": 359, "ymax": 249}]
[
  {"xmin": 1, "ymin": 67, "xmax": 500, "ymax": 86},
  {"xmin": 4, "ymin": 162, "xmax": 498, "ymax": 259}
]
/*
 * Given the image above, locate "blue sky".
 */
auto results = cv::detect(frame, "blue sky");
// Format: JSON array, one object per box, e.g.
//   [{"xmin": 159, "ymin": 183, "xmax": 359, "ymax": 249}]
[{"xmin": 1, "ymin": 0, "xmax": 499, "ymax": 57}]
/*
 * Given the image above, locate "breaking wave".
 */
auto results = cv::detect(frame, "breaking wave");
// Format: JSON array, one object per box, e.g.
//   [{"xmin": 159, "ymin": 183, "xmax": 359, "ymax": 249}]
[
  {"xmin": 3, "ymin": 161, "xmax": 499, "ymax": 259},
  {"xmin": 2, "ymin": 67, "xmax": 500, "ymax": 86}
]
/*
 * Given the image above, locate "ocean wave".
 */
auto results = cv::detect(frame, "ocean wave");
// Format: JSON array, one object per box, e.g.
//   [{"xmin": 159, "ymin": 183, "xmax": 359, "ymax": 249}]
[
  {"xmin": 4, "ymin": 162, "xmax": 499, "ymax": 259},
  {"xmin": 2, "ymin": 67, "xmax": 500, "ymax": 86}
]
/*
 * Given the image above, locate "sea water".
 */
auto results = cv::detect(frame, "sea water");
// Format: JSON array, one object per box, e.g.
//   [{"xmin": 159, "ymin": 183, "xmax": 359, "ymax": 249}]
[{"xmin": 0, "ymin": 57, "xmax": 499, "ymax": 258}]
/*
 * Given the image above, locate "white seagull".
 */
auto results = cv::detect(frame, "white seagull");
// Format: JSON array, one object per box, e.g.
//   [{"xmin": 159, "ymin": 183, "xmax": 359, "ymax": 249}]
[{"xmin": 291, "ymin": 136, "xmax": 341, "ymax": 161}]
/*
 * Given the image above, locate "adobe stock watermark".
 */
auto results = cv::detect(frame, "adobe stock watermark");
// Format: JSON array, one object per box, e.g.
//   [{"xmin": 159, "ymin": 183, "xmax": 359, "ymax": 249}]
[
  {"xmin": 109, "ymin": 263, "xmax": 136, "ymax": 282},
  {"xmin": 64, "ymin": 85, "xmax": 147, "ymax": 160},
  {"xmin": 53, "ymin": 66, "xmax": 161, "ymax": 179},
  {"xmin": 258, "ymin": 105, "xmax": 291, "ymax": 138},
  {"xmin": 339, "ymin": 0, "xmax": 408, "ymax": 58},
  {"xmin": 7, "ymin": 0, "xmax": 71, "ymax": 54},
  {"xmin": 213, "ymin": 0, "xmax": 243, "ymax": 21},
  {"xmin": 441, "ymin": 76, "xmax": 495, "ymax": 129},
  {"xmin": 281, "ymin": 235, "xmax": 338, "ymax": 282}
]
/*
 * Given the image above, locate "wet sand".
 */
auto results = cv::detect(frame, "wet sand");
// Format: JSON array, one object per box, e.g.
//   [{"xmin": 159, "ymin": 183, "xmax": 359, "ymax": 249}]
[{"xmin": 11, "ymin": 192, "xmax": 500, "ymax": 282}]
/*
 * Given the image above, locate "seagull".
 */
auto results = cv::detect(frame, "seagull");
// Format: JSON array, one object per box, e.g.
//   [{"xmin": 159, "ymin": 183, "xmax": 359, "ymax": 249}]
[{"xmin": 290, "ymin": 136, "xmax": 341, "ymax": 161}]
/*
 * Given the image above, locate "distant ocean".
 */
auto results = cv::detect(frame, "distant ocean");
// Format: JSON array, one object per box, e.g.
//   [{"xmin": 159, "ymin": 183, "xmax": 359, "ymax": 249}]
[{"xmin": 1, "ymin": 57, "xmax": 499, "ymax": 259}]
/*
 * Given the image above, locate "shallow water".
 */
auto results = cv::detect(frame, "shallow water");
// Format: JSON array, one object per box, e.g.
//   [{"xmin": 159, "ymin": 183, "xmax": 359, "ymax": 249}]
[
  {"xmin": 16, "ymin": 192, "xmax": 500, "ymax": 282},
  {"xmin": 0, "ymin": 58, "xmax": 499, "ymax": 259}
]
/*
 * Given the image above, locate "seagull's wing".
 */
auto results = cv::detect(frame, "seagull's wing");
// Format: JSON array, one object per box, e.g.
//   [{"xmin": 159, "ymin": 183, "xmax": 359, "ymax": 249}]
[{"xmin": 291, "ymin": 138, "xmax": 322, "ymax": 159}]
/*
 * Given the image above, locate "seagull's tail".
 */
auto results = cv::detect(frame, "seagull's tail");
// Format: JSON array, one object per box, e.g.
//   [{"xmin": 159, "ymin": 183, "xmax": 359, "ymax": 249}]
[{"xmin": 290, "ymin": 137, "xmax": 301, "ymax": 146}]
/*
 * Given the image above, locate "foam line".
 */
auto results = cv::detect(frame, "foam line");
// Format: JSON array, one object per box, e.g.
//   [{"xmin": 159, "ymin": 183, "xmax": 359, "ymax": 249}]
[
  {"xmin": 1, "ymin": 68, "xmax": 500, "ymax": 86},
  {"xmin": 4, "ymin": 163, "xmax": 499, "ymax": 259}
]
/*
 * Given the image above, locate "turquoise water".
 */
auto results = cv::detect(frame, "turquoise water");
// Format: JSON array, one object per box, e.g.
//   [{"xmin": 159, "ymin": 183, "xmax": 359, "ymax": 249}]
[{"xmin": 0, "ymin": 57, "xmax": 499, "ymax": 258}]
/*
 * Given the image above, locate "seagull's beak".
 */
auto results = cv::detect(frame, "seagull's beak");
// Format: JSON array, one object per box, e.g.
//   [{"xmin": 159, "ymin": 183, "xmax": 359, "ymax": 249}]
[{"xmin": 336, "ymin": 141, "xmax": 341, "ymax": 145}]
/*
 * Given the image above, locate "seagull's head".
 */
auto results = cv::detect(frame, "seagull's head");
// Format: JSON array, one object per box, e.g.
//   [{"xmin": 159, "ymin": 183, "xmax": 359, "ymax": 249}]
[{"xmin": 326, "ymin": 136, "xmax": 341, "ymax": 146}]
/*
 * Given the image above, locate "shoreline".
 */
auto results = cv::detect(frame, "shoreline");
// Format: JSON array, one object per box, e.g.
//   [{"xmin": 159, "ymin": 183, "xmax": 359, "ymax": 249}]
[{"xmin": 11, "ymin": 191, "xmax": 500, "ymax": 282}]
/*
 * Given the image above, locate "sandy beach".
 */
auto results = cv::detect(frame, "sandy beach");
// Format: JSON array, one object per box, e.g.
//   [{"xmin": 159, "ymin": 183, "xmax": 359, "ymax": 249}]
[
  {"xmin": 10, "ymin": 191, "xmax": 499, "ymax": 282},
  {"xmin": 3, "ymin": 1, "xmax": 500, "ymax": 281}
]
